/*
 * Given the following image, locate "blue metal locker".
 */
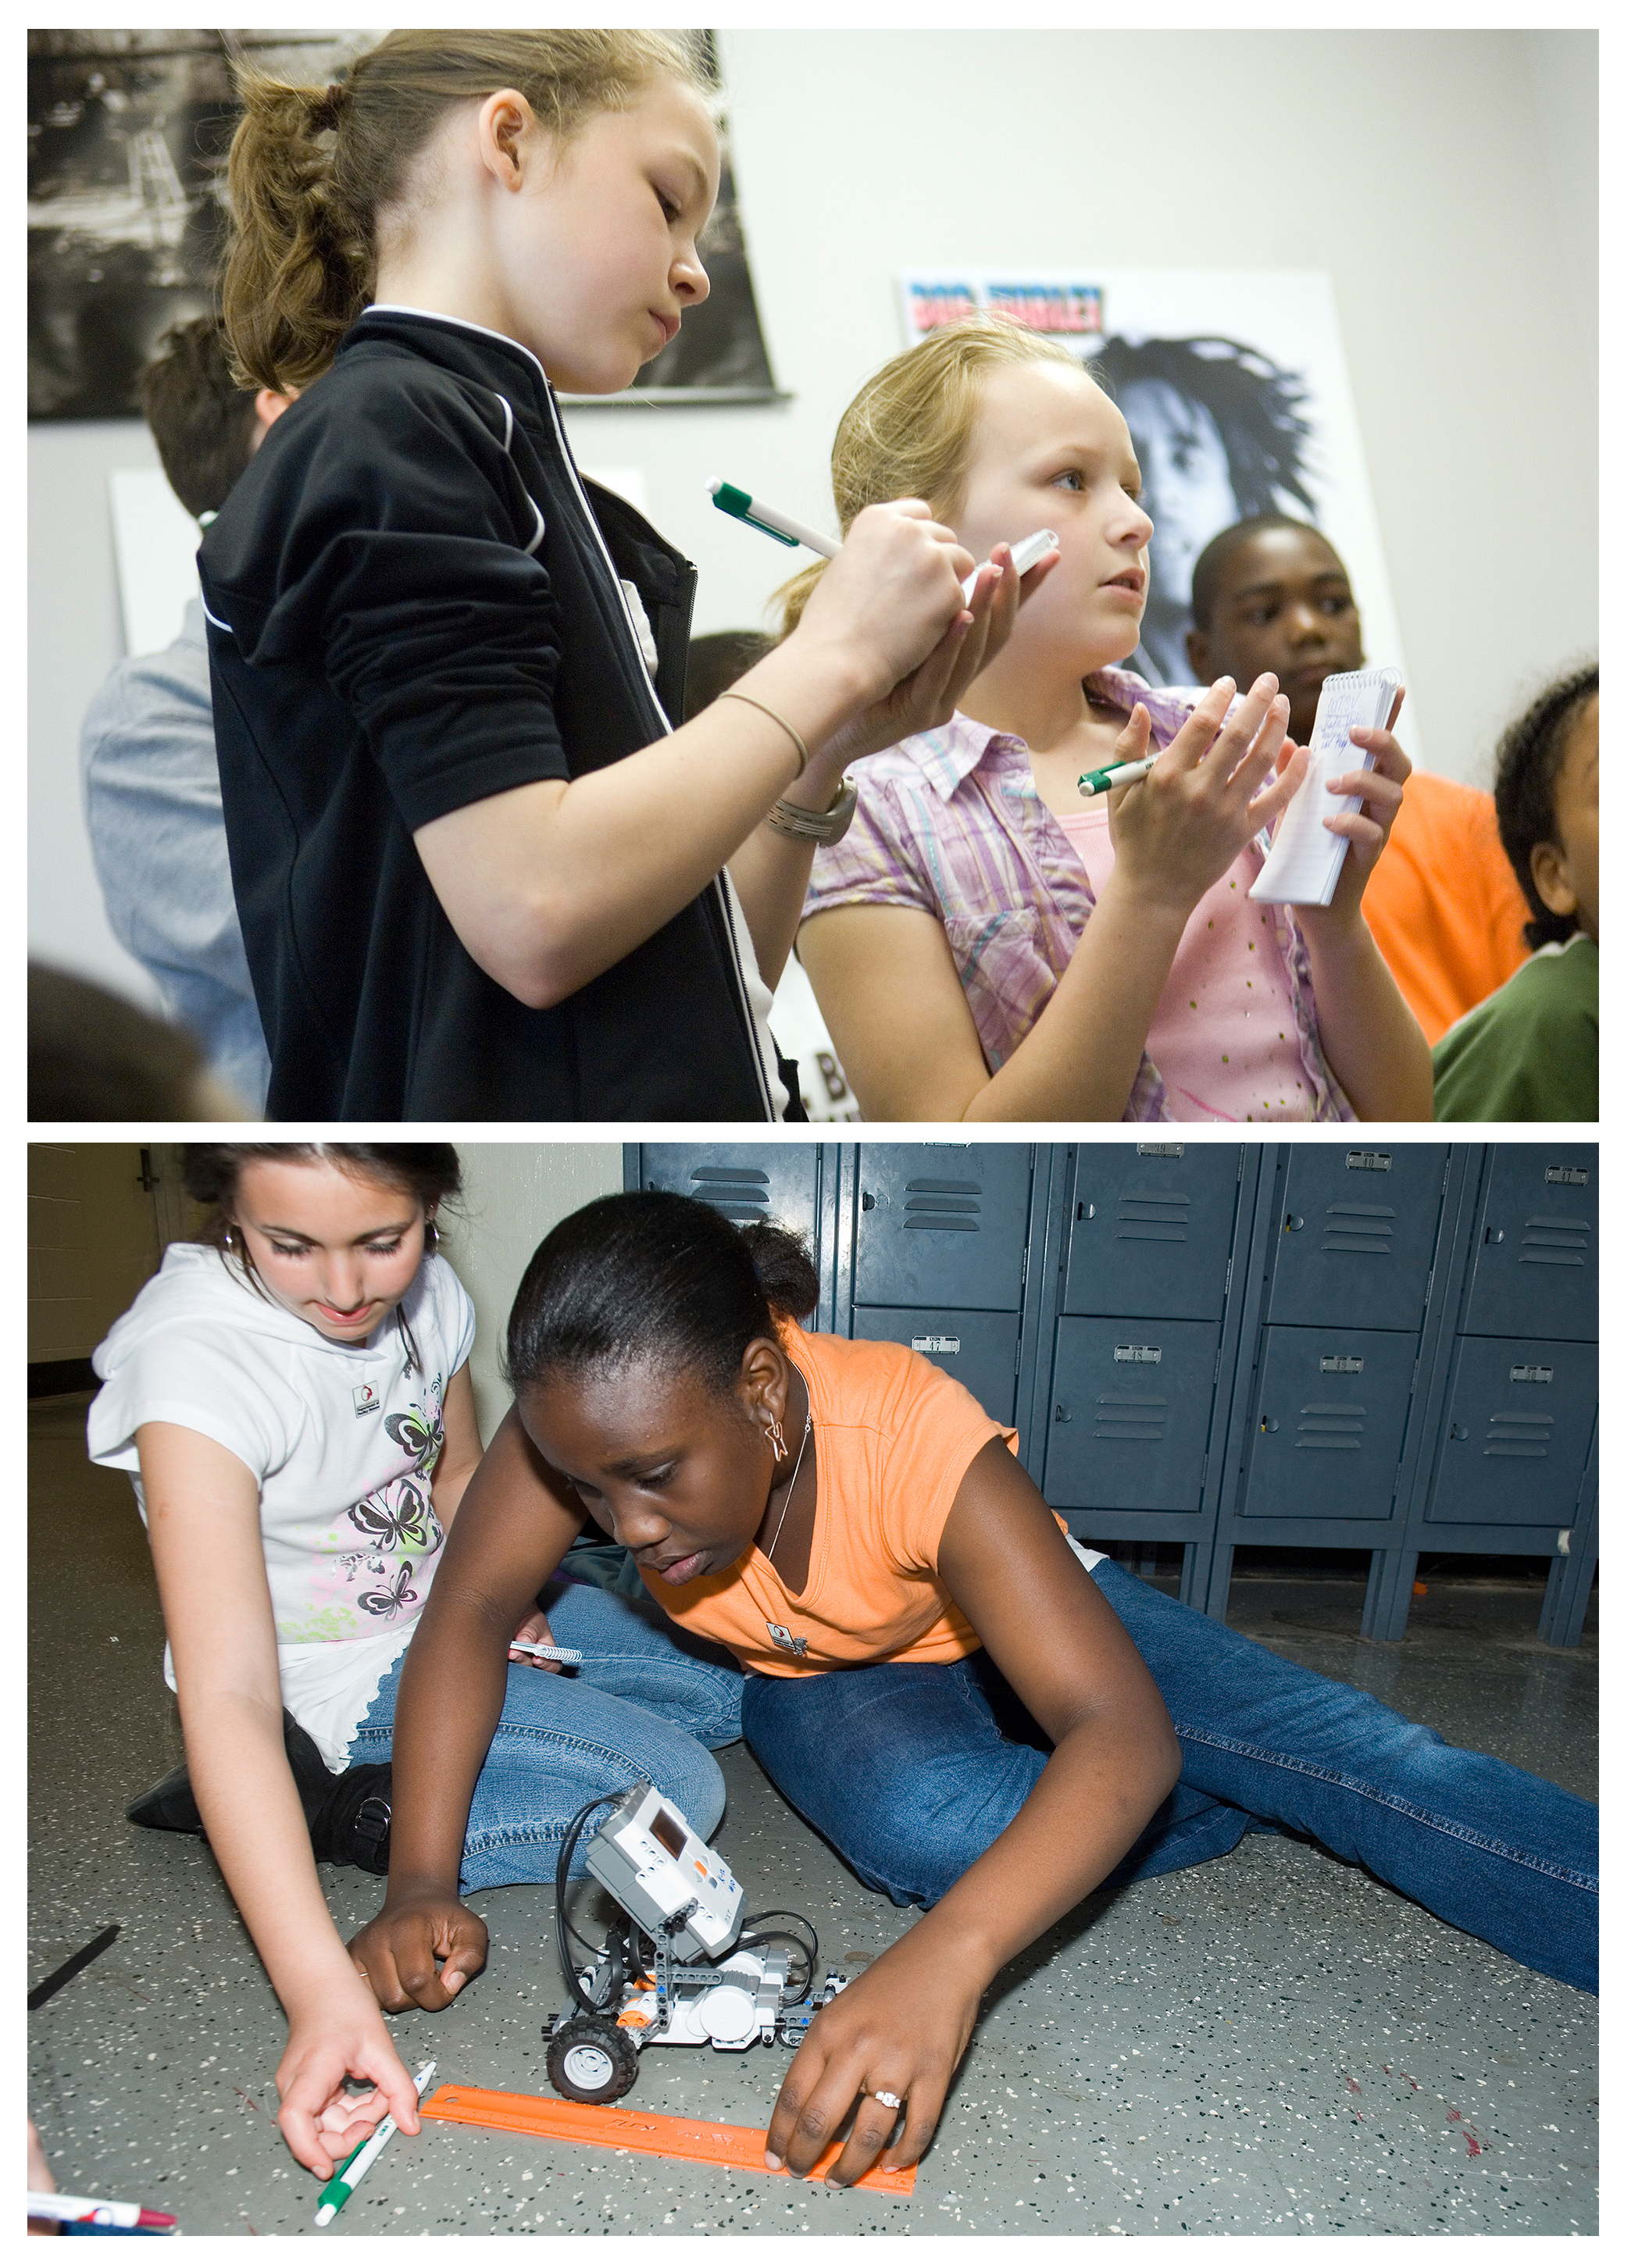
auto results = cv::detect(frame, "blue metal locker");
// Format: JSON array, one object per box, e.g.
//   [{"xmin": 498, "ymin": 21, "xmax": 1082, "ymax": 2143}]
[
  {"xmin": 1459, "ymin": 1146, "xmax": 1597, "ymax": 1344},
  {"xmin": 1266, "ymin": 1145, "xmax": 1448, "ymax": 1332},
  {"xmin": 851, "ymin": 1145, "xmax": 1032, "ymax": 1311},
  {"xmin": 1239, "ymin": 1325, "xmax": 1418, "ymax": 1521},
  {"xmin": 629, "ymin": 1145, "xmax": 822, "ymax": 1243},
  {"xmin": 1042, "ymin": 1316, "xmax": 1219, "ymax": 1512},
  {"xmin": 1425, "ymin": 1335, "xmax": 1598, "ymax": 1527},
  {"xmin": 1061, "ymin": 1143, "xmax": 1243, "ymax": 1320},
  {"xmin": 851, "ymin": 1307, "xmax": 1020, "ymax": 1426}
]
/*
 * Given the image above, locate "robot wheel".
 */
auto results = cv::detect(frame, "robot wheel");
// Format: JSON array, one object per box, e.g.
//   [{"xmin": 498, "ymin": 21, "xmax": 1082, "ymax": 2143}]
[{"xmin": 545, "ymin": 2013, "xmax": 641, "ymax": 2105}]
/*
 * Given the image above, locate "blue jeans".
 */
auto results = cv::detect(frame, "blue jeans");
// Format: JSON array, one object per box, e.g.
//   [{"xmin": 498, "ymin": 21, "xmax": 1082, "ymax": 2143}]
[
  {"xmin": 348, "ymin": 1579, "xmax": 744, "ymax": 1895},
  {"xmin": 740, "ymin": 1560, "xmax": 1598, "ymax": 1995}
]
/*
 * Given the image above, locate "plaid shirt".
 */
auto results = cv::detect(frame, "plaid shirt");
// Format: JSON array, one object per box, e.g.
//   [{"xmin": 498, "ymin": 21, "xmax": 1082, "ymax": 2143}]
[{"xmin": 803, "ymin": 667, "xmax": 1353, "ymax": 1123}]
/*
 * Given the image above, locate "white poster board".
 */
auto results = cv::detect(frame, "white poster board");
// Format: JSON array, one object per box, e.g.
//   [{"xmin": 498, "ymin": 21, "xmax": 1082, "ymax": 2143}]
[{"xmin": 898, "ymin": 269, "xmax": 1419, "ymax": 765}]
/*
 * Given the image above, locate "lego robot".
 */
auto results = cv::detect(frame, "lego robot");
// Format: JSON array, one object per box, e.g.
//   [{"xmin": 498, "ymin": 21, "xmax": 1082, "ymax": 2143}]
[{"xmin": 544, "ymin": 1781, "xmax": 848, "ymax": 2105}]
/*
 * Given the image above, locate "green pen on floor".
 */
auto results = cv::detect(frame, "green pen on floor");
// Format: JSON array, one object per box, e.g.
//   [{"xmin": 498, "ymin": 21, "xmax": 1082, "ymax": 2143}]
[{"xmin": 313, "ymin": 2060, "xmax": 436, "ymax": 2227}]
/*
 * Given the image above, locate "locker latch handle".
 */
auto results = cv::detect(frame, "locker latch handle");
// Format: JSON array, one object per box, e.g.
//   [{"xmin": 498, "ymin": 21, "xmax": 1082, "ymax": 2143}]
[
  {"xmin": 1260, "ymin": 1416, "xmax": 1280, "ymax": 1433},
  {"xmin": 1484, "ymin": 1226, "xmax": 1504, "ymax": 1244},
  {"xmin": 1283, "ymin": 1213, "xmax": 1304, "ymax": 1233},
  {"xmin": 862, "ymin": 1192, "xmax": 876, "ymax": 1211},
  {"xmin": 1054, "ymin": 1404, "xmax": 1072, "ymax": 1424},
  {"xmin": 1450, "ymin": 1422, "xmax": 1470, "ymax": 1440}
]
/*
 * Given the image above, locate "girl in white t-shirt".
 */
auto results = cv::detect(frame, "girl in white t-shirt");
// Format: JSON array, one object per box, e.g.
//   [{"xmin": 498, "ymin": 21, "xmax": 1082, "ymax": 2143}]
[{"xmin": 88, "ymin": 1143, "xmax": 741, "ymax": 2183}]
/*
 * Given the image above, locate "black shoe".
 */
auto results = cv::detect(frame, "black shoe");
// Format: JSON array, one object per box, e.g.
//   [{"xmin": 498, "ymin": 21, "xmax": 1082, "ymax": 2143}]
[
  {"xmin": 123, "ymin": 1713, "xmax": 373, "ymax": 1853},
  {"xmin": 125, "ymin": 1763, "xmax": 202, "ymax": 1835},
  {"xmin": 309, "ymin": 1763, "xmax": 393, "ymax": 1874}
]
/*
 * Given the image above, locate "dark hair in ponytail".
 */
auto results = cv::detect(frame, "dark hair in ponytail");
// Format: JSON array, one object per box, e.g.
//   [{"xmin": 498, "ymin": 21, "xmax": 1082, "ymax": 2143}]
[
  {"xmin": 220, "ymin": 29, "xmax": 712, "ymax": 391},
  {"xmin": 505, "ymin": 1191, "xmax": 819, "ymax": 1400}
]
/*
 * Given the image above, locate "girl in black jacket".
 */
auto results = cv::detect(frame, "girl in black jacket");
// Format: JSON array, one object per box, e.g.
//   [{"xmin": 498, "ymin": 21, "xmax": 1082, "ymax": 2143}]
[{"xmin": 203, "ymin": 30, "xmax": 1049, "ymax": 1119}]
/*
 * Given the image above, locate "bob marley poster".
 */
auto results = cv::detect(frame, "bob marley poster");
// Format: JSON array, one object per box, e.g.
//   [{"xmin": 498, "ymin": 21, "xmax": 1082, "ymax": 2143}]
[{"xmin": 898, "ymin": 269, "xmax": 1414, "ymax": 754}]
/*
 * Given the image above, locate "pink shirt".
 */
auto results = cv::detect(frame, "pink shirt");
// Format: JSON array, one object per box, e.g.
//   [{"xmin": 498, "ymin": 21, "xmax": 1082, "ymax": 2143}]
[
  {"xmin": 1053, "ymin": 808, "xmax": 1316, "ymax": 1122},
  {"xmin": 803, "ymin": 670, "xmax": 1353, "ymax": 1124}
]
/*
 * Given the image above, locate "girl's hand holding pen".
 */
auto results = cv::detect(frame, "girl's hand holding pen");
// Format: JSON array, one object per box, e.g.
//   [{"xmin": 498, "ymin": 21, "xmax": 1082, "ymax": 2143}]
[
  {"xmin": 274, "ymin": 1972, "xmax": 423, "ymax": 2180},
  {"xmin": 1106, "ymin": 673, "xmax": 1306, "ymax": 918},
  {"xmin": 801, "ymin": 520, "xmax": 1058, "ymax": 779},
  {"xmin": 508, "ymin": 1603, "xmax": 562, "ymax": 1671}
]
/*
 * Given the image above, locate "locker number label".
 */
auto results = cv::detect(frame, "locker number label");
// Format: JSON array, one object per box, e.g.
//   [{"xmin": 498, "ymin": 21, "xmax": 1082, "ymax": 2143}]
[
  {"xmin": 1344, "ymin": 1150, "xmax": 1392, "ymax": 1171},
  {"xmin": 912, "ymin": 1335, "xmax": 962, "ymax": 1355},
  {"xmin": 1319, "ymin": 1354, "xmax": 1365, "ymax": 1374},
  {"xmin": 1544, "ymin": 1165, "xmax": 1589, "ymax": 1186},
  {"xmin": 1509, "ymin": 1364, "xmax": 1554, "ymax": 1384},
  {"xmin": 1114, "ymin": 1344, "xmax": 1162, "ymax": 1364}
]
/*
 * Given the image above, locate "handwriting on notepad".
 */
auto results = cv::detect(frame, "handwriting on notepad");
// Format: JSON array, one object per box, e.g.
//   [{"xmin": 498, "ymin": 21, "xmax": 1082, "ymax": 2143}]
[{"xmin": 1249, "ymin": 668, "xmax": 1401, "ymax": 908}]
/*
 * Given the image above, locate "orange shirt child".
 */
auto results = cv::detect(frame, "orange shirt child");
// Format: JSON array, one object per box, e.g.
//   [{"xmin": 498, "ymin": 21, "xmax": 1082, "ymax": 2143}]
[
  {"xmin": 642, "ymin": 1318, "xmax": 1080, "ymax": 1678},
  {"xmin": 1362, "ymin": 770, "xmax": 1530, "ymax": 1045}
]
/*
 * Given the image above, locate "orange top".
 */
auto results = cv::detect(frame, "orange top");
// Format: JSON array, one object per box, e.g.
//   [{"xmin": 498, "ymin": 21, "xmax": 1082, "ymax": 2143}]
[
  {"xmin": 642, "ymin": 1319, "xmax": 1033, "ymax": 1678},
  {"xmin": 1362, "ymin": 769, "xmax": 1530, "ymax": 1045}
]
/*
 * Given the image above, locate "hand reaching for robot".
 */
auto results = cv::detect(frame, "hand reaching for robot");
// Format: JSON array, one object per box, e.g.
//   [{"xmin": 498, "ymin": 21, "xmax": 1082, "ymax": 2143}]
[
  {"xmin": 348, "ymin": 1892, "xmax": 488, "ymax": 2014},
  {"xmin": 763, "ymin": 1927, "xmax": 984, "ymax": 2186}
]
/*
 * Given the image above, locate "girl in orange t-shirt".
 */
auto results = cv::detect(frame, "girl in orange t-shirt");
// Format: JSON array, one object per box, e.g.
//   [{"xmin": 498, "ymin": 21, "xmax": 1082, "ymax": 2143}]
[{"xmin": 350, "ymin": 1190, "xmax": 1597, "ymax": 2188}]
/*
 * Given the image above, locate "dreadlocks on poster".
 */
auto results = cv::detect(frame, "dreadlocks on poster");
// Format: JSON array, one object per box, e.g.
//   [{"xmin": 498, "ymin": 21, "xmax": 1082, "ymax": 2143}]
[{"xmin": 897, "ymin": 270, "xmax": 1416, "ymax": 758}]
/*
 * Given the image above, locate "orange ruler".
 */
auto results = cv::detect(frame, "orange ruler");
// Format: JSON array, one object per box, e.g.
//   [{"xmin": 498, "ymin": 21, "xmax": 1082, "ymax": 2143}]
[{"xmin": 419, "ymin": 2083, "xmax": 916, "ymax": 2195}]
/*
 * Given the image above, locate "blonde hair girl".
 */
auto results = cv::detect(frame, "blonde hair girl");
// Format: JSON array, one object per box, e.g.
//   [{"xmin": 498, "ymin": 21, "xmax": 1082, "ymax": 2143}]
[
  {"xmin": 795, "ymin": 316, "xmax": 1431, "ymax": 1123},
  {"xmin": 200, "ymin": 34, "xmax": 1036, "ymax": 1122}
]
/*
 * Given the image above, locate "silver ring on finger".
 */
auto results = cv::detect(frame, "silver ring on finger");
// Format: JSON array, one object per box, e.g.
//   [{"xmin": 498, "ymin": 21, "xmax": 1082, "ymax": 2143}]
[{"xmin": 872, "ymin": 2089, "xmax": 903, "ymax": 2111}]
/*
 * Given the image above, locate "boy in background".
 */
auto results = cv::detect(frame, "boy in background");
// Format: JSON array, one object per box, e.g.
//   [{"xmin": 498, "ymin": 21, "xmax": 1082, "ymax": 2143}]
[
  {"xmin": 1186, "ymin": 515, "xmax": 1529, "ymax": 1043},
  {"xmin": 79, "ymin": 319, "xmax": 291, "ymax": 1113},
  {"xmin": 1432, "ymin": 666, "xmax": 1597, "ymax": 1121}
]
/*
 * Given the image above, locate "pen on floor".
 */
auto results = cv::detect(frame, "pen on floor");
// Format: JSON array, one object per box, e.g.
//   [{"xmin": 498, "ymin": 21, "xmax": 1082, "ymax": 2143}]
[
  {"xmin": 1078, "ymin": 751, "xmax": 1159, "ymax": 796},
  {"xmin": 708, "ymin": 480, "xmax": 1058, "ymax": 603},
  {"xmin": 313, "ymin": 2059, "xmax": 437, "ymax": 2227},
  {"xmin": 27, "ymin": 2191, "xmax": 178, "ymax": 2233}
]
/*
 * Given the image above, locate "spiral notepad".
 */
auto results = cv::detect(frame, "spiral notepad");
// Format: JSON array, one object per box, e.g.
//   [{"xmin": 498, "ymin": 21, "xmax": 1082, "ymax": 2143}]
[{"xmin": 1250, "ymin": 667, "xmax": 1402, "ymax": 907}]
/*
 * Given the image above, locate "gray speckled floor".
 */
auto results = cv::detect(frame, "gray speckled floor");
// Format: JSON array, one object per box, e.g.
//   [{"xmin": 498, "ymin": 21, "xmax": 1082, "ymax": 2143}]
[{"xmin": 30, "ymin": 1394, "xmax": 1597, "ymax": 2236}]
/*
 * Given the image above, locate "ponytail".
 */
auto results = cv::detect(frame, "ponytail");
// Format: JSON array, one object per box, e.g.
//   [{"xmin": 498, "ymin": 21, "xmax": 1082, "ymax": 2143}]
[
  {"xmin": 219, "ymin": 29, "xmax": 713, "ymax": 394},
  {"xmin": 505, "ymin": 1192, "xmax": 819, "ymax": 1400},
  {"xmin": 222, "ymin": 70, "xmax": 371, "ymax": 392}
]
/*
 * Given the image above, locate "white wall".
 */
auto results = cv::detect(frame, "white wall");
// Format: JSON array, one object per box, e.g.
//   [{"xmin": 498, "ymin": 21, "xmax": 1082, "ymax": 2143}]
[
  {"xmin": 437, "ymin": 1143, "xmax": 622, "ymax": 1441},
  {"xmin": 29, "ymin": 29, "xmax": 1596, "ymax": 1003}
]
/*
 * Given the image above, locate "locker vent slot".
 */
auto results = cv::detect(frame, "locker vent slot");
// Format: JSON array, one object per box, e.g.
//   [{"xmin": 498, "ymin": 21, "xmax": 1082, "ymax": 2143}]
[
  {"xmin": 1319, "ymin": 1201, "xmax": 1396, "ymax": 1256},
  {"xmin": 1114, "ymin": 1191, "xmax": 1190, "ymax": 1243},
  {"xmin": 1094, "ymin": 1394, "xmax": 1166, "ymax": 1442},
  {"xmin": 1517, "ymin": 1214, "xmax": 1590, "ymax": 1266},
  {"xmin": 1483, "ymin": 1412, "xmax": 1554, "ymax": 1459},
  {"xmin": 1296, "ymin": 1401, "xmax": 1365, "ymax": 1450},
  {"xmin": 903, "ymin": 1179, "xmax": 981, "ymax": 1232},
  {"xmin": 683, "ymin": 1165, "xmax": 770, "ymax": 1221}
]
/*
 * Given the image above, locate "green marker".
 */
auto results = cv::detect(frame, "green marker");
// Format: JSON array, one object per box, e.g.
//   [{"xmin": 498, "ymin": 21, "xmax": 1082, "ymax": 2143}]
[
  {"xmin": 708, "ymin": 479, "xmax": 838, "ymax": 558},
  {"xmin": 313, "ymin": 2060, "xmax": 436, "ymax": 2227},
  {"xmin": 1079, "ymin": 751, "xmax": 1158, "ymax": 797}
]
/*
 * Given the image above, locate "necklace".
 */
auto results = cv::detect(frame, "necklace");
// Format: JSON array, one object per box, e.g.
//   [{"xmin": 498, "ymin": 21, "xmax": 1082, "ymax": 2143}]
[{"xmin": 762, "ymin": 1408, "xmax": 812, "ymax": 1567}]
